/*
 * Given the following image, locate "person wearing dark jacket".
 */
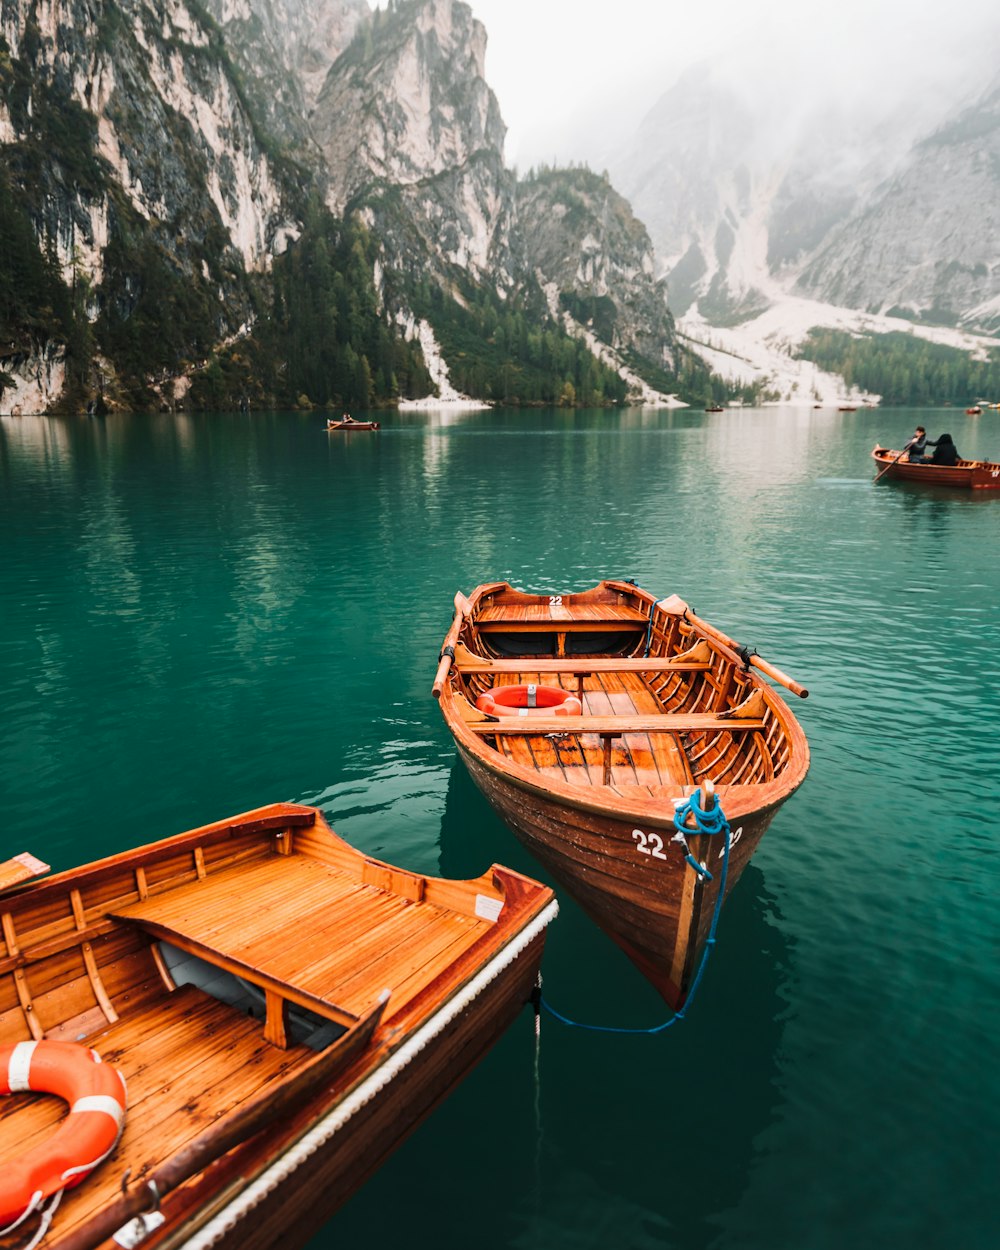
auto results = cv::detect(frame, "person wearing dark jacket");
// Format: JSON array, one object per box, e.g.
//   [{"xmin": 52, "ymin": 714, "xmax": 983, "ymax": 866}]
[
  {"xmin": 925, "ymin": 433, "xmax": 959, "ymax": 466},
  {"xmin": 904, "ymin": 426, "xmax": 928, "ymax": 460}
]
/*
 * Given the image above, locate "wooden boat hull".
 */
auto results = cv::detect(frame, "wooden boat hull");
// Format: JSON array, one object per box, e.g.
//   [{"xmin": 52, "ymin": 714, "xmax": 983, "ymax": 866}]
[
  {"xmin": 456, "ymin": 740, "xmax": 779, "ymax": 1006},
  {"xmin": 0, "ymin": 804, "xmax": 556, "ymax": 1250},
  {"xmin": 433, "ymin": 581, "xmax": 810, "ymax": 1009},
  {"xmin": 326, "ymin": 420, "xmax": 380, "ymax": 431},
  {"xmin": 872, "ymin": 445, "xmax": 1000, "ymax": 489}
]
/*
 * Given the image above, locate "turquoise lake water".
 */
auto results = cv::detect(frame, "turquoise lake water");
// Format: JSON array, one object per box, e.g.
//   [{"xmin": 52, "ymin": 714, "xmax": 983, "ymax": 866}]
[{"xmin": 1, "ymin": 405, "xmax": 997, "ymax": 1249}]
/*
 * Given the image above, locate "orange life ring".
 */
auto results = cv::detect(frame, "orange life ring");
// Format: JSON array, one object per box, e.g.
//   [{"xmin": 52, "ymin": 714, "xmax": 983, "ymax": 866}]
[
  {"xmin": 0, "ymin": 1040, "xmax": 127, "ymax": 1226},
  {"xmin": 475, "ymin": 683, "xmax": 583, "ymax": 718}
]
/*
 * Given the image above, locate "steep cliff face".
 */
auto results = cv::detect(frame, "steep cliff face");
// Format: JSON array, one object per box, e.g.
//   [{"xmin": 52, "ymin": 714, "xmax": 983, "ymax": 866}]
[
  {"xmin": 201, "ymin": 0, "xmax": 367, "ymax": 156},
  {"xmin": 311, "ymin": 0, "xmax": 514, "ymax": 282},
  {"xmin": 516, "ymin": 167, "xmax": 676, "ymax": 367},
  {"xmin": 0, "ymin": 0, "xmax": 301, "ymax": 411}
]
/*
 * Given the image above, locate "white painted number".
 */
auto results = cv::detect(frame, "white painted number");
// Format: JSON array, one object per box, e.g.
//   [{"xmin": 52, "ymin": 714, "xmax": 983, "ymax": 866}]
[
  {"xmin": 632, "ymin": 829, "xmax": 668, "ymax": 860},
  {"xmin": 719, "ymin": 826, "xmax": 744, "ymax": 858},
  {"xmin": 549, "ymin": 595, "xmax": 563, "ymax": 606}
]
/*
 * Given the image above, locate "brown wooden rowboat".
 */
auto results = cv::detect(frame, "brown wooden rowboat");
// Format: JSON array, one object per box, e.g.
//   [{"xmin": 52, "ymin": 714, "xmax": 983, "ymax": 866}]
[
  {"xmin": 0, "ymin": 804, "xmax": 556, "ymax": 1250},
  {"xmin": 872, "ymin": 444, "xmax": 1000, "ymax": 489},
  {"xmin": 432, "ymin": 580, "xmax": 810, "ymax": 1009},
  {"xmin": 326, "ymin": 418, "xmax": 380, "ymax": 431}
]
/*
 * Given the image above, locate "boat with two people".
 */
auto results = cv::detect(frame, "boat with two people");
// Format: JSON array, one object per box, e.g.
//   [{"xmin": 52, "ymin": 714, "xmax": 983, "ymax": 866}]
[
  {"xmin": 432, "ymin": 580, "xmax": 810, "ymax": 1010},
  {"xmin": 872, "ymin": 443, "xmax": 1000, "ymax": 489},
  {"xmin": 0, "ymin": 803, "xmax": 555, "ymax": 1250}
]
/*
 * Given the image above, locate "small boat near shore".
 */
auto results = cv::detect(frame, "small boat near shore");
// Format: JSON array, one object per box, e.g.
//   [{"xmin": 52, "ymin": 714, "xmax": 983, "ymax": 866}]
[
  {"xmin": 326, "ymin": 417, "xmax": 380, "ymax": 431},
  {"xmin": 0, "ymin": 803, "xmax": 555, "ymax": 1250},
  {"xmin": 432, "ymin": 580, "xmax": 810, "ymax": 1009},
  {"xmin": 872, "ymin": 444, "xmax": 1000, "ymax": 489}
]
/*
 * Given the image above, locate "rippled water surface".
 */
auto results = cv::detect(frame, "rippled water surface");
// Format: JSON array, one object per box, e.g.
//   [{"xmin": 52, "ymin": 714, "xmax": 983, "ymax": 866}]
[{"xmin": 1, "ymin": 406, "xmax": 997, "ymax": 1249}]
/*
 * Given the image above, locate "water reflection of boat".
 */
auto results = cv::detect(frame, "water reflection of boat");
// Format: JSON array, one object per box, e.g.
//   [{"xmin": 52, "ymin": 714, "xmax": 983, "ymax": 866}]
[
  {"xmin": 872, "ymin": 445, "xmax": 1000, "ymax": 489},
  {"xmin": 432, "ymin": 580, "xmax": 810, "ymax": 1009},
  {"xmin": 0, "ymin": 803, "xmax": 555, "ymax": 1250}
]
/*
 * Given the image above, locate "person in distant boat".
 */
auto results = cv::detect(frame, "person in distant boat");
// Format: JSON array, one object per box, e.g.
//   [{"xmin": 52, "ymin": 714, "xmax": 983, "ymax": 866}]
[
  {"xmin": 342, "ymin": 413, "xmax": 354, "ymax": 423},
  {"xmin": 904, "ymin": 426, "xmax": 927, "ymax": 461},
  {"xmin": 923, "ymin": 433, "xmax": 959, "ymax": 466}
]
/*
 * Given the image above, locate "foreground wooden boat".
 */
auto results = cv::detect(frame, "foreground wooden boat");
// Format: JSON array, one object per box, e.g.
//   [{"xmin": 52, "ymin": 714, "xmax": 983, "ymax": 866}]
[
  {"xmin": 0, "ymin": 804, "xmax": 556, "ymax": 1250},
  {"xmin": 872, "ymin": 444, "xmax": 1000, "ymax": 489},
  {"xmin": 433, "ymin": 581, "xmax": 810, "ymax": 1009}
]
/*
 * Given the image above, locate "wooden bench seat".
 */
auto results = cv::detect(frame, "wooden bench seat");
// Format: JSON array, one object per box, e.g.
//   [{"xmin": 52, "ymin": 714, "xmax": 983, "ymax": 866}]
[
  {"xmin": 454, "ymin": 656, "xmax": 711, "ymax": 674},
  {"xmin": 467, "ymin": 714, "xmax": 766, "ymax": 735}
]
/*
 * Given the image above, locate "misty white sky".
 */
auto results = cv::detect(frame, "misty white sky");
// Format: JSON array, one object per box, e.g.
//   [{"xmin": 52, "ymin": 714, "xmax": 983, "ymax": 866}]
[{"xmin": 465, "ymin": 0, "xmax": 1000, "ymax": 169}]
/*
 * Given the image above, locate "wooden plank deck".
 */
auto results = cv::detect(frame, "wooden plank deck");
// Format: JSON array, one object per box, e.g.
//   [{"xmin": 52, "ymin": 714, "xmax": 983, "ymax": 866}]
[
  {"xmin": 110, "ymin": 856, "xmax": 494, "ymax": 1031},
  {"xmin": 1, "ymin": 985, "xmax": 306, "ymax": 1181},
  {"xmin": 496, "ymin": 670, "xmax": 697, "ymax": 791}
]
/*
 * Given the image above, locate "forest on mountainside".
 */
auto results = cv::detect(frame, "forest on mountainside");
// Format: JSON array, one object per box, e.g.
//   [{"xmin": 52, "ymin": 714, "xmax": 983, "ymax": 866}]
[{"xmin": 797, "ymin": 328, "xmax": 1000, "ymax": 407}]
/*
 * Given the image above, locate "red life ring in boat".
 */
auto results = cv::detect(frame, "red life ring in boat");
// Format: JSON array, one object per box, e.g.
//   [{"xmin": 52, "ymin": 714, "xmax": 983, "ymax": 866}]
[
  {"xmin": 475, "ymin": 683, "xmax": 583, "ymax": 718},
  {"xmin": 0, "ymin": 1040, "xmax": 127, "ymax": 1226}
]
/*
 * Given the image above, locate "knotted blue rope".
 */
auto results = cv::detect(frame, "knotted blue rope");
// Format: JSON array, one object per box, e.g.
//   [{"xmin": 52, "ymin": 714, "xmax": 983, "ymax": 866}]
[{"xmin": 539, "ymin": 789, "xmax": 733, "ymax": 1034}]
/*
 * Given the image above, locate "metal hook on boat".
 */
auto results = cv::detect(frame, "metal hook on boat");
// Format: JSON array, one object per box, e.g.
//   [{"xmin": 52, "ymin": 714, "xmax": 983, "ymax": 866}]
[{"xmin": 737, "ymin": 644, "xmax": 758, "ymax": 671}]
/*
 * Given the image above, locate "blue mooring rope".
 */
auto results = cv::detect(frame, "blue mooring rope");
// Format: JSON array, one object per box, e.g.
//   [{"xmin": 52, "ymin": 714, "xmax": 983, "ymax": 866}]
[{"xmin": 538, "ymin": 790, "xmax": 732, "ymax": 1034}]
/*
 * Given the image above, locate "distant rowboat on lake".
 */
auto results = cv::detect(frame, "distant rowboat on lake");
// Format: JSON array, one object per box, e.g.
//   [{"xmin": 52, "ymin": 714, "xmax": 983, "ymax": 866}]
[
  {"xmin": 433, "ymin": 580, "xmax": 810, "ymax": 1009},
  {"xmin": 872, "ymin": 444, "xmax": 1000, "ymax": 489},
  {"xmin": 0, "ymin": 804, "xmax": 556, "ymax": 1250},
  {"xmin": 326, "ymin": 416, "xmax": 380, "ymax": 430}
]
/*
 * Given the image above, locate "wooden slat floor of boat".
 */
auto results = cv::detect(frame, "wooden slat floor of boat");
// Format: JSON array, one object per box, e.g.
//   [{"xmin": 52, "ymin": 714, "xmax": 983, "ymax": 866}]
[
  {"xmin": 497, "ymin": 670, "xmax": 694, "ymax": 791},
  {"xmin": 0, "ymin": 985, "xmax": 310, "ymax": 1201},
  {"xmin": 112, "ymin": 855, "xmax": 494, "ymax": 1024}
]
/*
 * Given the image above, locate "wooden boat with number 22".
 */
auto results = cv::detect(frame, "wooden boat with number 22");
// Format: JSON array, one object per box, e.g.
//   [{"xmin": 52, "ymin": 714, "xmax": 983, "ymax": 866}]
[
  {"xmin": 433, "ymin": 581, "xmax": 810, "ymax": 1009},
  {"xmin": 0, "ymin": 804, "xmax": 555, "ymax": 1250}
]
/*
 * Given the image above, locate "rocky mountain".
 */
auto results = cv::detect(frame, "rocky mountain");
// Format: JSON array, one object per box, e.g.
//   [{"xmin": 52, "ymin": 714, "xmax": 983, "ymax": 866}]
[
  {"xmin": 0, "ymin": 0, "xmax": 303, "ymax": 411},
  {"xmin": 609, "ymin": 62, "xmax": 1000, "ymax": 341},
  {"xmin": 311, "ymin": 0, "xmax": 516, "ymax": 286},
  {"xmin": 516, "ymin": 167, "xmax": 677, "ymax": 370},
  {"xmin": 795, "ymin": 79, "xmax": 1000, "ymax": 332},
  {"xmin": 2, "ymin": 0, "xmax": 694, "ymax": 415}
]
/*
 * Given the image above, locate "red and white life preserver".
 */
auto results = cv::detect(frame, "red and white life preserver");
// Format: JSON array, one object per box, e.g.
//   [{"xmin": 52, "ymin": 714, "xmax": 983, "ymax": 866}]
[
  {"xmin": 0, "ymin": 1040, "xmax": 127, "ymax": 1227},
  {"xmin": 475, "ymin": 683, "xmax": 583, "ymax": 718}
]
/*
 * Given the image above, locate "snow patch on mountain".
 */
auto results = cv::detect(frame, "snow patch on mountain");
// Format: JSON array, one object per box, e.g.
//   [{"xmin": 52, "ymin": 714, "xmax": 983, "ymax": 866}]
[{"xmin": 681, "ymin": 295, "xmax": 1000, "ymax": 405}]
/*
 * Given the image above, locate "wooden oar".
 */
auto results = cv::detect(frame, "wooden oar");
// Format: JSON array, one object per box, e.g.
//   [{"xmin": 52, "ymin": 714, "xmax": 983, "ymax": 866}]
[
  {"xmin": 681, "ymin": 610, "xmax": 809, "ymax": 699},
  {"xmin": 873, "ymin": 445, "xmax": 908, "ymax": 482},
  {"xmin": 431, "ymin": 591, "xmax": 472, "ymax": 698}
]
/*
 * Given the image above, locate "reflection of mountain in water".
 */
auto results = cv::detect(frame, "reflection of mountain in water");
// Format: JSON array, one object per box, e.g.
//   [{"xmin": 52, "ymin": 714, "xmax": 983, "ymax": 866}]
[{"xmin": 432, "ymin": 757, "xmax": 794, "ymax": 1245}]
